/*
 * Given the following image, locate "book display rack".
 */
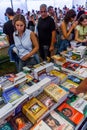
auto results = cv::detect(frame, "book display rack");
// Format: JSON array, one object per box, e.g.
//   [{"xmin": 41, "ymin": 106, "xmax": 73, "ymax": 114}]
[{"xmin": 0, "ymin": 57, "xmax": 87, "ymax": 129}]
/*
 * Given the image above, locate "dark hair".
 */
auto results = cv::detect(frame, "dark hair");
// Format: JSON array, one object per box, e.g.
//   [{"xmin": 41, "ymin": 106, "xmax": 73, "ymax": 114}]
[
  {"xmin": 76, "ymin": 10, "xmax": 85, "ymax": 20},
  {"xmin": 78, "ymin": 14, "xmax": 87, "ymax": 25},
  {"xmin": 48, "ymin": 6, "xmax": 53, "ymax": 11},
  {"xmin": 64, "ymin": 9, "xmax": 76, "ymax": 23},
  {"xmin": 13, "ymin": 14, "xmax": 26, "ymax": 31},
  {"xmin": 5, "ymin": 7, "xmax": 14, "ymax": 16},
  {"xmin": 45, "ymin": 115, "xmax": 60, "ymax": 128}
]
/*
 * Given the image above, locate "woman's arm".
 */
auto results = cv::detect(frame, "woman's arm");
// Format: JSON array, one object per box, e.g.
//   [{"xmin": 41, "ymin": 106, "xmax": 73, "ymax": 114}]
[
  {"xmin": 61, "ymin": 21, "xmax": 77, "ymax": 39},
  {"xmin": 21, "ymin": 32, "xmax": 39, "ymax": 61}
]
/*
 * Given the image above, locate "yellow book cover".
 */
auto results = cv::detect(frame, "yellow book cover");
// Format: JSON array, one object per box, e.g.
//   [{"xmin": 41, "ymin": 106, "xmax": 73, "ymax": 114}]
[
  {"xmin": 52, "ymin": 55, "xmax": 66, "ymax": 65},
  {"xmin": 61, "ymin": 79, "xmax": 79, "ymax": 90},
  {"xmin": 44, "ymin": 83, "xmax": 68, "ymax": 102},
  {"xmin": 49, "ymin": 69, "xmax": 67, "ymax": 81},
  {"xmin": 22, "ymin": 98, "xmax": 48, "ymax": 124}
]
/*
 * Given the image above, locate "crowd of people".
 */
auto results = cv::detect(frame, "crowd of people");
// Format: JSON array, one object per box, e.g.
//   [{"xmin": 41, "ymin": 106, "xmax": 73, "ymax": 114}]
[{"xmin": 2, "ymin": 4, "xmax": 87, "ymax": 94}]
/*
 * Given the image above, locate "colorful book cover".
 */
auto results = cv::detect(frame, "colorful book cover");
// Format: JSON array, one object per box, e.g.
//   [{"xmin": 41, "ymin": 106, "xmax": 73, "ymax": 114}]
[
  {"xmin": 68, "ymin": 75, "xmax": 83, "ymax": 84},
  {"xmin": 52, "ymin": 55, "xmax": 66, "ymax": 65},
  {"xmin": 18, "ymin": 84, "xmax": 30, "ymax": 94},
  {"xmin": 22, "ymin": 98, "xmax": 48, "ymax": 124},
  {"xmin": 0, "ymin": 122, "xmax": 14, "ymax": 130},
  {"xmin": 10, "ymin": 112, "xmax": 32, "ymax": 130},
  {"xmin": 44, "ymin": 83, "xmax": 68, "ymax": 102},
  {"xmin": 43, "ymin": 110, "xmax": 74, "ymax": 130},
  {"xmin": 67, "ymin": 95, "xmax": 87, "ymax": 115},
  {"xmin": 62, "ymin": 62, "xmax": 80, "ymax": 71},
  {"xmin": 36, "ymin": 91, "xmax": 56, "ymax": 109},
  {"xmin": 49, "ymin": 69, "xmax": 67, "ymax": 82},
  {"xmin": 56, "ymin": 102, "xmax": 84, "ymax": 125},
  {"xmin": 61, "ymin": 79, "xmax": 79, "ymax": 91},
  {"xmin": 3, "ymin": 87, "xmax": 22, "ymax": 103}
]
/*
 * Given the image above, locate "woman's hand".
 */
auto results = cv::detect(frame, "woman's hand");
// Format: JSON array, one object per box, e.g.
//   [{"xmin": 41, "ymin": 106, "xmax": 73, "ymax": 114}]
[{"xmin": 21, "ymin": 54, "xmax": 29, "ymax": 61}]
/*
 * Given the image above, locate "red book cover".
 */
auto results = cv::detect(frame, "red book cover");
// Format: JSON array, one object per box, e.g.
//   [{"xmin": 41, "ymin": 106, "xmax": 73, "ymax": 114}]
[{"xmin": 56, "ymin": 102, "xmax": 84, "ymax": 125}]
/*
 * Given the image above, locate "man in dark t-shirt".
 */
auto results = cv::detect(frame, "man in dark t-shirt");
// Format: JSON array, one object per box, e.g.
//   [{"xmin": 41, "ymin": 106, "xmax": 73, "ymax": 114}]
[
  {"xmin": 37, "ymin": 4, "xmax": 56, "ymax": 60},
  {"xmin": 3, "ymin": 7, "xmax": 14, "ymax": 45}
]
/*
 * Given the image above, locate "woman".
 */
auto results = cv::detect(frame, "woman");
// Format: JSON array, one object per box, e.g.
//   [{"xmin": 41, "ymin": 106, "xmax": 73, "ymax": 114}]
[
  {"xmin": 75, "ymin": 14, "xmax": 87, "ymax": 44},
  {"xmin": 13, "ymin": 14, "xmax": 39, "ymax": 72},
  {"xmin": 58, "ymin": 9, "xmax": 77, "ymax": 53}
]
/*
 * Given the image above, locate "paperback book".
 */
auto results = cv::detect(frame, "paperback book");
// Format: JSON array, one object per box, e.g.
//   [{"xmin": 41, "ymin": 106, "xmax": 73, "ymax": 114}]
[
  {"xmin": 43, "ymin": 110, "xmax": 75, "ymax": 130},
  {"xmin": 44, "ymin": 83, "xmax": 68, "ymax": 102},
  {"xmin": 51, "ymin": 55, "xmax": 66, "ymax": 65},
  {"xmin": 61, "ymin": 79, "xmax": 79, "ymax": 91},
  {"xmin": 68, "ymin": 75, "xmax": 83, "ymax": 84},
  {"xmin": 56, "ymin": 102, "xmax": 84, "ymax": 125},
  {"xmin": 62, "ymin": 61, "xmax": 80, "ymax": 72},
  {"xmin": 22, "ymin": 97, "xmax": 48, "ymax": 124},
  {"xmin": 67, "ymin": 95, "xmax": 87, "ymax": 115},
  {"xmin": 10, "ymin": 112, "xmax": 33, "ymax": 130},
  {"xmin": 2, "ymin": 87, "xmax": 22, "ymax": 103},
  {"xmin": 49, "ymin": 69, "xmax": 67, "ymax": 83},
  {"xmin": 36, "ymin": 91, "xmax": 56, "ymax": 109}
]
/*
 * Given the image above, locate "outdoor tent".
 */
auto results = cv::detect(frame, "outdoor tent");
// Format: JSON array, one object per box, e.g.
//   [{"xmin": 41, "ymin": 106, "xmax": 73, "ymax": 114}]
[{"xmin": 0, "ymin": 0, "xmax": 87, "ymax": 24}]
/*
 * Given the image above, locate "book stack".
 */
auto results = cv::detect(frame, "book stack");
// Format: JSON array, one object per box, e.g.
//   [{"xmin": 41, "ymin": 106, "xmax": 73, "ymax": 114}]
[
  {"xmin": 22, "ymin": 98, "xmax": 48, "ymax": 124},
  {"xmin": 44, "ymin": 83, "xmax": 68, "ymax": 103}
]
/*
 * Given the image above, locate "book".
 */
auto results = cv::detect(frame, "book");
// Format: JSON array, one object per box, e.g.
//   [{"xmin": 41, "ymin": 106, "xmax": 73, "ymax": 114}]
[
  {"xmin": 68, "ymin": 75, "xmax": 83, "ymax": 84},
  {"xmin": 10, "ymin": 112, "xmax": 33, "ymax": 130},
  {"xmin": 2, "ymin": 87, "xmax": 22, "ymax": 103},
  {"xmin": 62, "ymin": 61, "xmax": 80, "ymax": 72},
  {"xmin": 51, "ymin": 55, "xmax": 66, "ymax": 65},
  {"xmin": 30, "ymin": 120, "xmax": 51, "ymax": 130},
  {"xmin": 44, "ymin": 83, "xmax": 68, "ymax": 102},
  {"xmin": 74, "ymin": 67, "xmax": 87, "ymax": 78},
  {"xmin": 36, "ymin": 91, "xmax": 56, "ymax": 109},
  {"xmin": 0, "ymin": 122, "xmax": 14, "ymax": 130},
  {"xmin": 67, "ymin": 95, "xmax": 87, "ymax": 115},
  {"xmin": 49, "ymin": 69, "xmax": 67, "ymax": 83},
  {"xmin": 56, "ymin": 102, "xmax": 84, "ymax": 125},
  {"xmin": 0, "ymin": 96, "xmax": 6, "ymax": 109},
  {"xmin": 18, "ymin": 84, "xmax": 31, "ymax": 94},
  {"xmin": 61, "ymin": 79, "xmax": 79, "ymax": 91},
  {"xmin": 22, "ymin": 97, "xmax": 48, "ymax": 124},
  {"xmin": 43, "ymin": 110, "xmax": 74, "ymax": 130}
]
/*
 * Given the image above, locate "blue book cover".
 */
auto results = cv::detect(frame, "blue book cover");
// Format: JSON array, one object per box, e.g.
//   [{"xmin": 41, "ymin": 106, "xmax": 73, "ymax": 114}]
[
  {"xmin": 0, "ymin": 122, "xmax": 14, "ymax": 130},
  {"xmin": 2, "ymin": 87, "xmax": 22, "ymax": 103}
]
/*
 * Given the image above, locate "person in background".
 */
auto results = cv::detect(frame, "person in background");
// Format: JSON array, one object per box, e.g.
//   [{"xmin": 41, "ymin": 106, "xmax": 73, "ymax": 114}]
[
  {"xmin": 37, "ymin": 4, "xmax": 56, "ymax": 61},
  {"xmin": 3, "ymin": 7, "xmax": 19, "ymax": 67},
  {"xmin": 70, "ymin": 78, "xmax": 87, "ymax": 94},
  {"xmin": 75, "ymin": 14, "xmax": 87, "ymax": 44},
  {"xmin": 3, "ymin": 7, "xmax": 15, "ymax": 45},
  {"xmin": 58, "ymin": 9, "xmax": 77, "ymax": 53},
  {"xmin": 13, "ymin": 14, "xmax": 39, "ymax": 72}
]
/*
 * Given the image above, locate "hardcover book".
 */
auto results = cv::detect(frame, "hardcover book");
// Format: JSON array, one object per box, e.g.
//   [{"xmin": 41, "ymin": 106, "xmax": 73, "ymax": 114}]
[
  {"xmin": 56, "ymin": 102, "xmax": 84, "ymax": 125},
  {"xmin": 44, "ymin": 83, "xmax": 68, "ymax": 102},
  {"xmin": 36, "ymin": 91, "xmax": 56, "ymax": 109},
  {"xmin": 3, "ymin": 87, "xmax": 22, "ymax": 103},
  {"xmin": 22, "ymin": 97, "xmax": 48, "ymax": 124},
  {"xmin": 43, "ymin": 110, "xmax": 74, "ymax": 130},
  {"xmin": 10, "ymin": 112, "xmax": 32, "ymax": 130}
]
